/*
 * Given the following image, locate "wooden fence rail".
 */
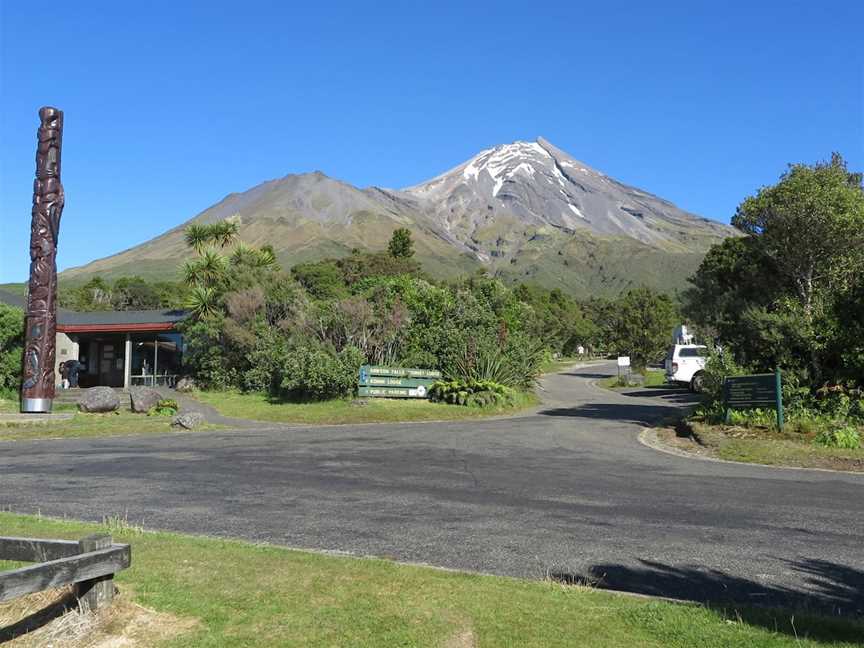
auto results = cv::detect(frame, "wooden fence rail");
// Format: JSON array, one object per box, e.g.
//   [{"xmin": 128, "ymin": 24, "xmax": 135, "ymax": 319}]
[{"xmin": 0, "ymin": 534, "xmax": 131, "ymax": 609}]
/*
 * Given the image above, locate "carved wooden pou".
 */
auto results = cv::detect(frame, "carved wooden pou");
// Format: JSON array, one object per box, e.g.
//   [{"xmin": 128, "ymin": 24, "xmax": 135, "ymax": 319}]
[{"xmin": 21, "ymin": 107, "xmax": 64, "ymax": 413}]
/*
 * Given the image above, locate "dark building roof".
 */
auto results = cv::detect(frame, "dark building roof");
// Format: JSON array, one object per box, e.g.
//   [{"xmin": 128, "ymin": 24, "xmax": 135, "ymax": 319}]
[
  {"xmin": 0, "ymin": 289, "xmax": 188, "ymax": 332},
  {"xmin": 58, "ymin": 309, "xmax": 187, "ymax": 326}
]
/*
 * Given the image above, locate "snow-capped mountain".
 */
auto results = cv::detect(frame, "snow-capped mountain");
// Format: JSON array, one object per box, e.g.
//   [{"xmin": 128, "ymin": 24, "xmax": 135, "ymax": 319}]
[
  {"xmin": 60, "ymin": 138, "xmax": 735, "ymax": 296},
  {"xmin": 397, "ymin": 137, "xmax": 730, "ymax": 251}
]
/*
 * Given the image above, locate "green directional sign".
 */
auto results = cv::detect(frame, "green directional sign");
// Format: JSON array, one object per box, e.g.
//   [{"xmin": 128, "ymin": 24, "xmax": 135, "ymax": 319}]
[
  {"xmin": 364, "ymin": 366, "xmax": 442, "ymax": 379},
  {"xmin": 358, "ymin": 385, "xmax": 431, "ymax": 398},
  {"xmin": 357, "ymin": 365, "xmax": 439, "ymax": 398},
  {"xmin": 723, "ymin": 369, "xmax": 784, "ymax": 430},
  {"xmin": 362, "ymin": 376, "xmax": 436, "ymax": 388}
]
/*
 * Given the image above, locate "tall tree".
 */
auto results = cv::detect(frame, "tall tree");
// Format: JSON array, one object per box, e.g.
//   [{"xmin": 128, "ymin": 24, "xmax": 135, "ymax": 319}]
[
  {"xmin": 111, "ymin": 276, "xmax": 161, "ymax": 310},
  {"xmin": 388, "ymin": 228, "xmax": 415, "ymax": 259},
  {"xmin": 688, "ymin": 153, "xmax": 864, "ymax": 383},
  {"xmin": 611, "ymin": 287, "xmax": 679, "ymax": 368},
  {"xmin": 732, "ymin": 153, "xmax": 864, "ymax": 320}
]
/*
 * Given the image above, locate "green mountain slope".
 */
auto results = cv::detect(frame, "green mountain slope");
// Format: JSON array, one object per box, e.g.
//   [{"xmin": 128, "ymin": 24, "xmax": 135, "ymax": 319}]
[{"xmin": 58, "ymin": 139, "xmax": 735, "ymax": 297}]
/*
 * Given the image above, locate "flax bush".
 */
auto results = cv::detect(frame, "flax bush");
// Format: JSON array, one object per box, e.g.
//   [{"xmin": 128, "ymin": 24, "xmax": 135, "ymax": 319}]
[{"xmin": 429, "ymin": 379, "xmax": 515, "ymax": 408}]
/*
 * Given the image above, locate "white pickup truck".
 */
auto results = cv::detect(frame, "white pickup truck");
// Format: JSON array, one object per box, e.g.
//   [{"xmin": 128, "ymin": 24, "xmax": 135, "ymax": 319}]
[{"xmin": 665, "ymin": 344, "xmax": 708, "ymax": 392}]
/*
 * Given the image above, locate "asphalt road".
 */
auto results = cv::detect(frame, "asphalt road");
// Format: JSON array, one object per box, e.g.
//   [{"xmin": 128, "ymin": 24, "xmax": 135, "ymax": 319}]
[{"xmin": 1, "ymin": 362, "xmax": 862, "ymax": 614}]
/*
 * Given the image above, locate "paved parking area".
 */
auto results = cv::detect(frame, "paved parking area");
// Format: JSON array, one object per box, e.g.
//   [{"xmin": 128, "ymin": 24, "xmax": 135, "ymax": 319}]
[{"xmin": 1, "ymin": 363, "xmax": 861, "ymax": 613}]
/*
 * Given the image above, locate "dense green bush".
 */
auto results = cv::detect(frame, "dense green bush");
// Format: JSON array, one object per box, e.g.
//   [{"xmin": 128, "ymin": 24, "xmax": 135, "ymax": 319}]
[
  {"xmin": 685, "ymin": 153, "xmax": 864, "ymax": 388},
  {"xmin": 429, "ymin": 379, "xmax": 515, "ymax": 408},
  {"xmin": 239, "ymin": 328, "xmax": 290, "ymax": 393},
  {"xmin": 60, "ymin": 276, "xmax": 187, "ymax": 311},
  {"xmin": 179, "ymin": 317, "xmax": 238, "ymax": 390},
  {"xmin": 814, "ymin": 426, "xmax": 861, "ymax": 450},
  {"xmin": 700, "ymin": 348, "xmax": 747, "ymax": 404},
  {"xmin": 169, "ymin": 226, "xmax": 680, "ymax": 403},
  {"xmin": 0, "ymin": 303, "xmax": 24, "ymax": 393},
  {"xmin": 279, "ymin": 344, "xmax": 364, "ymax": 400},
  {"xmin": 814, "ymin": 383, "xmax": 864, "ymax": 421}
]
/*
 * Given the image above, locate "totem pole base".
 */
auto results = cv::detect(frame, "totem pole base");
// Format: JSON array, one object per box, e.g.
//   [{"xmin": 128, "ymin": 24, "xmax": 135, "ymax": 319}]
[{"xmin": 21, "ymin": 398, "xmax": 53, "ymax": 413}]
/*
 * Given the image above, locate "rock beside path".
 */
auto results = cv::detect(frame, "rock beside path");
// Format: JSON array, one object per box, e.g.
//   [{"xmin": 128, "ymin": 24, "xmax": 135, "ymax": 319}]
[
  {"xmin": 175, "ymin": 377, "xmax": 196, "ymax": 393},
  {"xmin": 171, "ymin": 411, "xmax": 205, "ymax": 429},
  {"xmin": 130, "ymin": 386, "xmax": 162, "ymax": 413},
  {"xmin": 78, "ymin": 387, "xmax": 121, "ymax": 413}
]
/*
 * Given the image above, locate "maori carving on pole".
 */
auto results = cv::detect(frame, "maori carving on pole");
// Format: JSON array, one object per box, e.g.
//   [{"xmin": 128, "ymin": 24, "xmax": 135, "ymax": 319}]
[{"xmin": 21, "ymin": 107, "xmax": 64, "ymax": 413}]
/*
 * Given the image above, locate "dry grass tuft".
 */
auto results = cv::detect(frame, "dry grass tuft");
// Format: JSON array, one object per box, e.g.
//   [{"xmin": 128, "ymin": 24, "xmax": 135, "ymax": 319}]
[
  {"xmin": 441, "ymin": 628, "xmax": 476, "ymax": 648},
  {"xmin": 0, "ymin": 586, "xmax": 197, "ymax": 647}
]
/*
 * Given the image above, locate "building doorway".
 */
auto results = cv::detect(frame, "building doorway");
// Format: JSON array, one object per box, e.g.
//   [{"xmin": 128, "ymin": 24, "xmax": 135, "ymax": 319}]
[{"xmin": 76, "ymin": 334, "xmax": 126, "ymax": 388}]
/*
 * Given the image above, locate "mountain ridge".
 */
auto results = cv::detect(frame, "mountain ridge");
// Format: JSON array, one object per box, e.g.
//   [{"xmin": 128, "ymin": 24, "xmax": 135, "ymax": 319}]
[{"xmin": 60, "ymin": 138, "xmax": 736, "ymax": 297}]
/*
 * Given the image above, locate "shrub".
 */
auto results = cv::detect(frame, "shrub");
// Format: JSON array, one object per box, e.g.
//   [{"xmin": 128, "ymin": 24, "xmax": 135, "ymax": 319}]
[
  {"xmin": 180, "ymin": 317, "xmax": 238, "ymax": 390},
  {"xmin": 814, "ymin": 383, "xmax": 864, "ymax": 421},
  {"xmin": 501, "ymin": 333, "xmax": 545, "ymax": 388},
  {"xmin": 814, "ymin": 426, "xmax": 861, "ymax": 450},
  {"xmin": 0, "ymin": 303, "xmax": 24, "ymax": 393},
  {"xmin": 240, "ymin": 328, "xmax": 290, "ymax": 393},
  {"xmin": 279, "ymin": 343, "xmax": 363, "ymax": 400},
  {"xmin": 429, "ymin": 379, "xmax": 515, "ymax": 408},
  {"xmin": 701, "ymin": 348, "xmax": 748, "ymax": 405},
  {"xmin": 148, "ymin": 399, "xmax": 179, "ymax": 416},
  {"xmin": 781, "ymin": 371, "xmax": 816, "ymax": 417},
  {"xmin": 693, "ymin": 400, "xmax": 726, "ymax": 424},
  {"xmin": 448, "ymin": 336, "xmax": 542, "ymax": 389}
]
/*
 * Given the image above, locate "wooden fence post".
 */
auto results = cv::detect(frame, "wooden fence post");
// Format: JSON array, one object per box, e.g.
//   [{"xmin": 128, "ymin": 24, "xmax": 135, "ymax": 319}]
[{"xmin": 74, "ymin": 534, "xmax": 114, "ymax": 610}]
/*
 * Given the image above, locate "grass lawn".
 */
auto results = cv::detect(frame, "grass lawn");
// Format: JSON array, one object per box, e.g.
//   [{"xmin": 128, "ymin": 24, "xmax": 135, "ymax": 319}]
[
  {"xmin": 599, "ymin": 370, "xmax": 668, "ymax": 390},
  {"xmin": 0, "ymin": 513, "xmax": 860, "ymax": 647},
  {"xmin": 655, "ymin": 421, "xmax": 864, "ymax": 472},
  {"xmin": 194, "ymin": 390, "xmax": 539, "ymax": 425},
  {"xmin": 0, "ymin": 407, "xmax": 218, "ymax": 442},
  {"xmin": 0, "ymin": 394, "xmax": 22, "ymax": 414}
]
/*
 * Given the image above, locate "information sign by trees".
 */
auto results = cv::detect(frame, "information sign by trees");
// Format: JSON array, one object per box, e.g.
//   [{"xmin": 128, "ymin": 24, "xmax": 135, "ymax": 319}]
[{"xmin": 723, "ymin": 369, "xmax": 784, "ymax": 429}]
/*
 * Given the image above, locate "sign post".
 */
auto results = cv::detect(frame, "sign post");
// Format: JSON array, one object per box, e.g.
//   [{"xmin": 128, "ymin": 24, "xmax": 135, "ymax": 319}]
[
  {"xmin": 723, "ymin": 368, "xmax": 784, "ymax": 430},
  {"xmin": 616, "ymin": 356, "xmax": 630, "ymax": 384},
  {"xmin": 358, "ymin": 366, "xmax": 441, "ymax": 399},
  {"xmin": 775, "ymin": 367, "xmax": 784, "ymax": 431}
]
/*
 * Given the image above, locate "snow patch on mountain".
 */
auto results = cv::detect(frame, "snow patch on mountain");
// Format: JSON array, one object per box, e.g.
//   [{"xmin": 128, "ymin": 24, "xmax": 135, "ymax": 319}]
[{"xmin": 400, "ymin": 136, "xmax": 734, "ymax": 249}]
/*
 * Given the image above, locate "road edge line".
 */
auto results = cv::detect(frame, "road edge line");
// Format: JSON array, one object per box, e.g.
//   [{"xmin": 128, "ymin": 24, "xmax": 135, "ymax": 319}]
[{"xmin": 638, "ymin": 427, "xmax": 864, "ymax": 476}]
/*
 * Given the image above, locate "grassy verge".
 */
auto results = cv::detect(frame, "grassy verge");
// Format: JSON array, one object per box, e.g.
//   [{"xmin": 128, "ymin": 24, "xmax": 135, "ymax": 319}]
[
  {"xmin": 0, "ymin": 513, "xmax": 861, "ymax": 647},
  {"xmin": 655, "ymin": 420, "xmax": 864, "ymax": 472},
  {"xmin": 194, "ymin": 390, "xmax": 539, "ymax": 425},
  {"xmin": 598, "ymin": 370, "xmax": 668, "ymax": 390},
  {"xmin": 0, "ymin": 408, "xmax": 218, "ymax": 442},
  {"xmin": 539, "ymin": 356, "xmax": 581, "ymax": 374},
  {"xmin": 0, "ymin": 393, "xmax": 21, "ymax": 414}
]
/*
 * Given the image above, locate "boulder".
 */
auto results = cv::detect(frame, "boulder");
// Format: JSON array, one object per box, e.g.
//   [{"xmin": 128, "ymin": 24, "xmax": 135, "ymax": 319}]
[
  {"xmin": 171, "ymin": 411, "xmax": 205, "ymax": 429},
  {"xmin": 175, "ymin": 377, "xmax": 196, "ymax": 393},
  {"xmin": 129, "ymin": 386, "xmax": 162, "ymax": 413},
  {"xmin": 77, "ymin": 387, "xmax": 121, "ymax": 413}
]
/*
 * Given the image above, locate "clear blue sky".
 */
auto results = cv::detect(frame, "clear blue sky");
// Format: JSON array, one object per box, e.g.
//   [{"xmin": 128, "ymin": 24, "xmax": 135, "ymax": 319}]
[{"xmin": 1, "ymin": 1, "xmax": 862, "ymax": 283}]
